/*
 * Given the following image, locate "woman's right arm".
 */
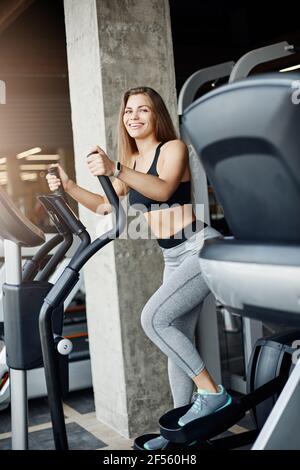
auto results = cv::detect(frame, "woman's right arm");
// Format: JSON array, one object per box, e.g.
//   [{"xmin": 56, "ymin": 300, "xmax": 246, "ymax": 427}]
[
  {"xmin": 46, "ymin": 164, "xmax": 124, "ymax": 215},
  {"xmin": 66, "ymin": 180, "xmax": 112, "ymax": 214}
]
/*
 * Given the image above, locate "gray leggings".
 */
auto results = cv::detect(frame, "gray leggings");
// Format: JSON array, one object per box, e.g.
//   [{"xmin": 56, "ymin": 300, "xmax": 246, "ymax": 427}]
[{"xmin": 141, "ymin": 226, "xmax": 221, "ymax": 408}]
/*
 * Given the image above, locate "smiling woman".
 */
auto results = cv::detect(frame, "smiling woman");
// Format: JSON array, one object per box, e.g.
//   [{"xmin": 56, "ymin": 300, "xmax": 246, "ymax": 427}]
[
  {"xmin": 46, "ymin": 85, "xmax": 226, "ymax": 451},
  {"xmin": 124, "ymin": 100, "xmax": 153, "ymax": 131}
]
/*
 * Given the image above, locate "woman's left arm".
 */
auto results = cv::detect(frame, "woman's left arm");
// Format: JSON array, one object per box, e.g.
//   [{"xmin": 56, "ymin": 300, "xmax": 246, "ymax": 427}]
[{"xmin": 87, "ymin": 140, "xmax": 189, "ymax": 202}]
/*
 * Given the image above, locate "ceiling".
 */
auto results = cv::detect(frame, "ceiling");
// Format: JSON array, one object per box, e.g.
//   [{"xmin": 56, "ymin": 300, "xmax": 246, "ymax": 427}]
[
  {"xmin": 0, "ymin": 0, "xmax": 70, "ymax": 155},
  {"xmin": 0, "ymin": 0, "xmax": 299, "ymax": 155},
  {"xmin": 0, "ymin": 0, "xmax": 299, "ymax": 90},
  {"xmin": 169, "ymin": 0, "xmax": 300, "ymax": 87}
]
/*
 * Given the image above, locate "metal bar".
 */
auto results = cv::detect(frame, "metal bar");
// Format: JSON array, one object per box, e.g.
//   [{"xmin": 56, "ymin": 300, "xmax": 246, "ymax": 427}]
[
  {"xmin": 3, "ymin": 240, "xmax": 28, "ymax": 450},
  {"xmin": 178, "ymin": 61, "xmax": 235, "ymax": 115},
  {"xmin": 229, "ymin": 41, "xmax": 295, "ymax": 83},
  {"xmin": 4, "ymin": 240, "xmax": 21, "ymax": 284},
  {"xmin": 10, "ymin": 369, "xmax": 28, "ymax": 449},
  {"xmin": 22, "ymin": 233, "xmax": 63, "ymax": 281},
  {"xmin": 252, "ymin": 357, "xmax": 300, "ymax": 449},
  {"xmin": 36, "ymin": 233, "xmax": 73, "ymax": 282},
  {"xmin": 243, "ymin": 318, "xmax": 263, "ymax": 373},
  {"xmin": 39, "ymin": 302, "xmax": 69, "ymax": 450}
]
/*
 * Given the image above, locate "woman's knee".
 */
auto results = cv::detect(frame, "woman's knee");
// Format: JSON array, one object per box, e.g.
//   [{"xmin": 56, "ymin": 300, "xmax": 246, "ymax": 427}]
[
  {"xmin": 140, "ymin": 302, "xmax": 154, "ymax": 337},
  {"xmin": 140, "ymin": 300, "xmax": 166, "ymax": 337}
]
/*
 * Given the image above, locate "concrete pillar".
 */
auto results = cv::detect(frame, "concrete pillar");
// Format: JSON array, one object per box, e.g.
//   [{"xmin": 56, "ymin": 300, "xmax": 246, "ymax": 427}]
[{"xmin": 63, "ymin": 0, "xmax": 177, "ymax": 438}]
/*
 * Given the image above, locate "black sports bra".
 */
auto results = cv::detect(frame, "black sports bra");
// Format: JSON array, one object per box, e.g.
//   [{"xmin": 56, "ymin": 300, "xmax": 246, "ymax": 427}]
[{"xmin": 129, "ymin": 142, "xmax": 192, "ymax": 212}]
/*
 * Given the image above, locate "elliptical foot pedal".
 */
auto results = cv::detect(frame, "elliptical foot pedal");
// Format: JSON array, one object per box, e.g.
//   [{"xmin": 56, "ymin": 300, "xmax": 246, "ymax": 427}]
[
  {"xmin": 159, "ymin": 397, "xmax": 245, "ymax": 443},
  {"xmin": 133, "ymin": 432, "xmax": 201, "ymax": 450},
  {"xmin": 133, "ymin": 433, "xmax": 161, "ymax": 451}
]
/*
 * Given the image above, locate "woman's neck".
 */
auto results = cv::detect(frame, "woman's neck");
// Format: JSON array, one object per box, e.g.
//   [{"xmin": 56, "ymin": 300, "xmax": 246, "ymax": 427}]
[{"xmin": 135, "ymin": 136, "xmax": 160, "ymax": 158}]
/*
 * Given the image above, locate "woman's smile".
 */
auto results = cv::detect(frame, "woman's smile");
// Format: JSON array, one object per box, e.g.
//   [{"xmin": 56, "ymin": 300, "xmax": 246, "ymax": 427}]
[{"xmin": 129, "ymin": 123, "xmax": 143, "ymax": 129}]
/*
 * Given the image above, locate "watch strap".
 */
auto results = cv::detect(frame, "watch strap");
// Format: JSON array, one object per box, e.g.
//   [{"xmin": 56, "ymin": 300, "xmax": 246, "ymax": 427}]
[{"xmin": 113, "ymin": 161, "xmax": 121, "ymax": 178}]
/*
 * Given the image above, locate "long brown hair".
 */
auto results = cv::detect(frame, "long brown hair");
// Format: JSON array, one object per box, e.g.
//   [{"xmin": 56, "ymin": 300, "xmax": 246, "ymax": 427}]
[{"xmin": 116, "ymin": 87, "xmax": 178, "ymax": 195}]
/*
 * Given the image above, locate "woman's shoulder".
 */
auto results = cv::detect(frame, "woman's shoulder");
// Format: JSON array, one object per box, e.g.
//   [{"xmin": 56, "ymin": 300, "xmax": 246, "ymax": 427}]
[
  {"xmin": 157, "ymin": 140, "xmax": 188, "ymax": 173},
  {"xmin": 161, "ymin": 139, "xmax": 188, "ymax": 153},
  {"xmin": 160, "ymin": 139, "xmax": 188, "ymax": 162}
]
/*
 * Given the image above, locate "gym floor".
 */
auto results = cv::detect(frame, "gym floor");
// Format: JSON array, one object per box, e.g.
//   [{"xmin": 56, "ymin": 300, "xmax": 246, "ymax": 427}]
[
  {"xmin": 0, "ymin": 387, "xmax": 255, "ymax": 450},
  {"xmin": 0, "ymin": 388, "xmax": 132, "ymax": 450}
]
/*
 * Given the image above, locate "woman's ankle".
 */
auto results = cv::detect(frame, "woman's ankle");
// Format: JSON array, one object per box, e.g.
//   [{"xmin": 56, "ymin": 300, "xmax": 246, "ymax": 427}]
[{"xmin": 193, "ymin": 368, "xmax": 219, "ymax": 393}]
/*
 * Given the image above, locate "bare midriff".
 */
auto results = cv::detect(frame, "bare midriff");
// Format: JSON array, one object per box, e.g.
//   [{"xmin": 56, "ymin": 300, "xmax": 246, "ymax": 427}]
[
  {"xmin": 134, "ymin": 151, "xmax": 196, "ymax": 239},
  {"xmin": 144, "ymin": 204, "xmax": 196, "ymax": 238}
]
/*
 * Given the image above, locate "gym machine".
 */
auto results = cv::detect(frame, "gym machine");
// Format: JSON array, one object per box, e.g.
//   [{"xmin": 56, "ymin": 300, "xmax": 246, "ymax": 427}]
[
  {"xmin": 0, "ymin": 205, "xmax": 92, "ymax": 412},
  {"xmin": 0, "ymin": 185, "xmax": 71, "ymax": 449},
  {"xmin": 178, "ymin": 40, "xmax": 300, "ymax": 395},
  {"xmin": 164, "ymin": 72, "xmax": 300, "ymax": 450},
  {"xmin": 38, "ymin": 169, "xmax": 126, "ymax": 450},
  {"xmin": 135, "ymin": 71, "xmax": 300, "ymax": 450},
  {"xmin": 182, "ymin": 71, "xmax": 300, "ymax": 450},
  {"xmin": 0, "ymin": 169, "xmax": 125, "ymax": 449}
]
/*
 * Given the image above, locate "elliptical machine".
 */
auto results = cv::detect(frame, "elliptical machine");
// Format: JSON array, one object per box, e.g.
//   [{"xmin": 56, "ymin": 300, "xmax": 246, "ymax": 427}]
[
  {"xmin": 1, "ymin": 167, "xmax": 125, "ymax": 450},
  {"xmin": 134, "ymin": 329, "xmax": 299, "ymax": 450},
  {"xmin": 38, "ymin": 168, "xmax": 126, "ymax": 450},
  {"xmin": 0, "ymin": 184, "xmax": 73, "ymax": 450},
  {"xmin": 134, "ymin": 71, "xmax": 300, "ymax": 451}
]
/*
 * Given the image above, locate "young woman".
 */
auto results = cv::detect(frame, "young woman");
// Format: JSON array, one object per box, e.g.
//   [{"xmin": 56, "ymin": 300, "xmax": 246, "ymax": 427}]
[{"xmin": 47, "ymin": 87, "xmax": 231, "ymax": 450}]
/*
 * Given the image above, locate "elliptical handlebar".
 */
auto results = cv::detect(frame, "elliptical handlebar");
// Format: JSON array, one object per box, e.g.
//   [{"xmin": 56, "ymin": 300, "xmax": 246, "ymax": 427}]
[
  {"xmin": 22, "ymin": 233, "xmax": 64, "ymax": 282},
  {"xmin": 97, "ymin": 174, "xmax": 125, "ymax": 239},
  {"xmin": 35, "ymin": 232, "xmax": 73, "ymax": 282},
  {"xmin": 48, "ymin": 166, "xmax": 68, "ymax": 201},
  {"xmin": 86, "ymin": 150, "xmax": 126, "ymax": 240},
  {"xmin": 39, "ymin": 166, "xmax": 126, "ymax": 450},
  {"xmin": 97, "ymin": 176, "xmax": 119, "ymax": 216},
  {"xmin": 40, "ymin": 194, "xmax": 87, "ymax": 237},
  {"xmin": 68, "ymin": 173, "xmax": 126, "ymax": 272}
]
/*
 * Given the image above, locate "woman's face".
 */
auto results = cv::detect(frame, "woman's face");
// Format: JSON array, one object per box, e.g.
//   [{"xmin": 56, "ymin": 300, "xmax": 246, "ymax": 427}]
[{"xmin": 123, "ymin": 93, "xmax": 156, "ymax": 140}]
